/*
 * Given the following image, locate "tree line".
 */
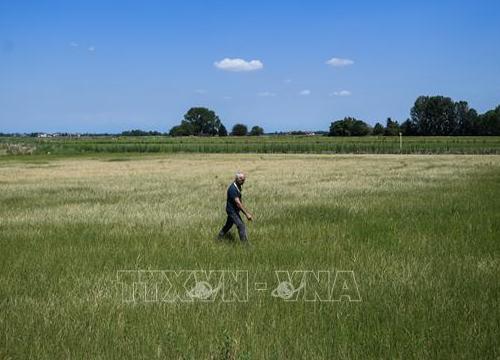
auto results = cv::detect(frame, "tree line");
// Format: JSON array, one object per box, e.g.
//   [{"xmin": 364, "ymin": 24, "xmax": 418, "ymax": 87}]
[
  {"xmin": 330, "ymin": 96, "xmax": 500, "ymax": 136},
  {"xmin": 168, "ymin": 107, "xmax": 264, "ymax": 136},
  {"xmin": 167, "ymin": 96, "xmax": 499, "ymax": 138},
  {"xmin": 3, "ymin": 96, "xmax": 498, "ymax": 137}
]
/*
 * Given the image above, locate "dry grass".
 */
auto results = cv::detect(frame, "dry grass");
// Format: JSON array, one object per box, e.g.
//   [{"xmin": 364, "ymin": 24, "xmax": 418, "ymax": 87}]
[{"xmin": 1, "ymin": 153, "xmax": 499, "ymax": 358}]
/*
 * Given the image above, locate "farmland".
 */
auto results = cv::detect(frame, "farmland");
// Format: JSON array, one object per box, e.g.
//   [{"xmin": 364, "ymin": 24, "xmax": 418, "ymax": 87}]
[
  {"xmin": 1, "ymin": 153, "xmax": 499, "ymax": 358},
  {"xmin": 1, "ymin": 135, "xmax": 500, "ymax": 155}
]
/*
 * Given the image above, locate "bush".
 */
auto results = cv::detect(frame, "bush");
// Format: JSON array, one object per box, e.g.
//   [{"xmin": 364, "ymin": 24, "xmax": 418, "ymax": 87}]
[
  {"xmin": 329, "ymin": 117, "xmax": 370, "ymax": 136},
  {"xmin": 231, "ymin": 124, "xmax": 248, "ymax": 136},
  {"xmin": 249, "ymin": 126, "xmax": 264, "ymax": 136}
]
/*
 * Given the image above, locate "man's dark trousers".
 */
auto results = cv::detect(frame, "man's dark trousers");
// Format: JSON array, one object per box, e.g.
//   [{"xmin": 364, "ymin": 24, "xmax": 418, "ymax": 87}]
[{"xmin": 219, "ymin": 212, "xmax": 247, "ymax": 241}]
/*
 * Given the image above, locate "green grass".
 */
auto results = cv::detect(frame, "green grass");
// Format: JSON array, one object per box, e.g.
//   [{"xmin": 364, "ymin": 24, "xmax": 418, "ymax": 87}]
[
  {"xmin": 0, "ymin": 154, "xmax": 499, "ymax": 358},
  {"xmin": 2, "ymin": 135, "xmax": 500, "ymax": 155}
]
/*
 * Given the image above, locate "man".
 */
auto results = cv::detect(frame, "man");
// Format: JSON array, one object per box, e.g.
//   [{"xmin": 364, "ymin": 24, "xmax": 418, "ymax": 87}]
[{"xmin": 218, "ymin": 171, "xmax": 253, "ymax": 242}]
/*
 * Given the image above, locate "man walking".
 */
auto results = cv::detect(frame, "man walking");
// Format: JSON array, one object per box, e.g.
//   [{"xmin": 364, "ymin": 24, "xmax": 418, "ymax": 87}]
[{"xmin": 218, "ymin": 171, "xmax": 253, "ymax": 242}]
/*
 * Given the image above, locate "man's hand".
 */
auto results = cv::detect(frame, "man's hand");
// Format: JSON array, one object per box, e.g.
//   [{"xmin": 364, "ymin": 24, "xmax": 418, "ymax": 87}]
[{"xmin": 236, "ymin": 197, "xmax": 253, "ymax": 221}]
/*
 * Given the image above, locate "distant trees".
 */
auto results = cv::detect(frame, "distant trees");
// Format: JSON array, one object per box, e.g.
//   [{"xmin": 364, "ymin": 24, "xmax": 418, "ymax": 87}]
[
  {"xmin": 410, "ymin": 96, "xmax": 457, "ymax": 135},
  {"xmin": 454, "ymin": 101, "xmax": 477, "ymax": 135},
  {"xmin": 168, "ymin": 108, "xmax": 267, "ymax": 137},
  {"xmin": 477, "ymin": 106, "xmax": 500, "ymax": 135},
  {"xmin": 384, "ymin": 118, "xmax": 400, "ymax": 136},
  {"xmin": 231, "ymin": 124, "xmax": 248, "ymax": 136},
  {"xmin": 169, "ymin": 107, "xmax": 226, "ymax": 136},
  {"xmin": 168, "ymin": 96, "xmax": 499, "ymax": 138},
  {"xmin": 400, "ymin": 119, "xmax": 418, "ymax": 136},
  {"xmin": 218, "ymin": 124, "xmax": 228, "ymax": 137},
  {"xmin": 249, "ymin": 126, "xmax": 264, "ymax": 136},
  {"xmin": 406, "ymin": 96, "xmax": 500, "ymax": 136},
  {"xmin": 329, "ymin": 117, "xmax": 370, "ymax": 136},
  {"xmin": 373, "ymin": 123, "xmax": 384, "ymax": 136},
  {"xmin": 330, "ymin": 97, "xmax": 499, "ymax": 137},
  {"xmin": 121, "ymin": 129, "xmax": 162, "ymax": 136},
  {"xmin": 169, "ymin": 122, "xmax": 193, "ymax": 136}
]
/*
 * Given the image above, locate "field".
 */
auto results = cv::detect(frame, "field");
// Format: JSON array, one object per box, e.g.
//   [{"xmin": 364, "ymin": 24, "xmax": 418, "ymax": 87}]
[
  {"xmin": 2, "ymin": 135, "xmax": 500, "ymax": 155},
  {"xmin": 1, "ymin": 153, "xmax": 500, "ymax": 358}
]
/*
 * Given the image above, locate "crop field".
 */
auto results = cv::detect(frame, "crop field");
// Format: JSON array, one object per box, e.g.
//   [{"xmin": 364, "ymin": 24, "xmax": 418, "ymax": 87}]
[
  {"xmin": 1, "ymin": 153, "xmax": 499, "ymax": 358},
  {"xmin": 2, "ymin": 135, "xmax": 500, "ymax": 155}
]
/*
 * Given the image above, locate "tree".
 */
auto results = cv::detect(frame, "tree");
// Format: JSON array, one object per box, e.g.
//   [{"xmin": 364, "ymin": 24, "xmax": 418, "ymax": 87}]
[
  {"xmin": 169, "ymin": 107, "xmax": 225, "ymax": 136},
  {"xmin": 477, "ymin": 106, "xmax": 500, "ymax": 135},
  {"xmin": 231, "ymin": 124, "xmax": 248, "ymax": 136},
  {"xmin": 329, "ymin": 117, "xmax": 370, "ymax": 136},
  {"xmin": 169, "ymin": 121, "xmax": 194, "ymax": 136},
  {"xmin": 249, "ymin": 126, "xmax": 264, "ymax": 136},
  {"xmin": 400, "ymin": 118, "xmax": 418, "ymax": 136},
  {"xmin": 410, "ymin": 96, "xmax": 457, "ymax": 135},
  {"xmin": 453, "ymin": 101, "xmax": 479, "ymax": 135},
  {"xmin": 218, "ymin": 124, "xmax": 228, "ymax": 137},
  {"xmin": 372, "ymin": 122, "xmax": 384, "ymax": 135},
  {"xmin": 408, "ymin": 96, "xmax": 493, "ymax": 135},
  {"xmin": 460, "ymin": 108, "xmax": 479, "ymax": 135},
  {"xmin": 384, "ymin": 118, "xmax": 400, "ymax": 136}
]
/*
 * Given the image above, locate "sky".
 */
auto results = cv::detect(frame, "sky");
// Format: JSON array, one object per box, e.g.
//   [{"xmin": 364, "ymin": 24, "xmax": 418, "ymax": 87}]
[{"xmin": 1, "ymin": 0, "xmax": 499, "ymax": 133}]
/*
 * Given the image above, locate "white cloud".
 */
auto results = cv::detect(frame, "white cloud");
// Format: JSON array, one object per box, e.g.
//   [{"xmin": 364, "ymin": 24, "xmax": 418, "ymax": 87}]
[
  {"xmin": 214, "ymin": 58, "xmax": 263, "ymax": 72},
  {"xmin": 258, "ymin": 91, "xmax": 276, "ymax": 97},
  {"xmin": 299, "ymin": 89, "xmax": 311, "ymax": 96},
  {"xmin": 88, "ymin": 46, "xmax": 95, "ymax": 52},
  {"xmin": 331, "ymin": 90, "xmax": 352, "ymax": 96},
  {"xmin": 326, "ymin": 57, "xmax": 354, "ymax": 67},
  {"xmin": 69, "ymin": 41, "xmax": 78, "ymax": 47}
]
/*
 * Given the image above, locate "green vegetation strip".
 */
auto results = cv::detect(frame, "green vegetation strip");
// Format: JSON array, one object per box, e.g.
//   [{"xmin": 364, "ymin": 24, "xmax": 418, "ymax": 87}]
[{"xmin": 1, "ymin": 135, "xmax": 500, "ymax": 155}]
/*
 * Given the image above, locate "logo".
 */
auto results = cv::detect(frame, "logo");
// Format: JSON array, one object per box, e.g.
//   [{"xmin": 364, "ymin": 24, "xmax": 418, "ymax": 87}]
[{"xmin": 116, "ymin": 269, "xmax": 361, "ymax": 303}]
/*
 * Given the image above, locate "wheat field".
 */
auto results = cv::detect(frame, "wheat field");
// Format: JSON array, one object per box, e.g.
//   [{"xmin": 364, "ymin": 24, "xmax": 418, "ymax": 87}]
[{"xmin": 1, "ymin": 153, "xmax": 499, "ymax": 358}]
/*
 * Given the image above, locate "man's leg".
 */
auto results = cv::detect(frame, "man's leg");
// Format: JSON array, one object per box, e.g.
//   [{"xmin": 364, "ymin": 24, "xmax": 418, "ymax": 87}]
[
  {"xmin": 218, "ymin": 215, "xmax": 234, "ymax": 238},
  {"xmin": 231, "ymin": 213, "xmax": 248, "ymax": 242}
]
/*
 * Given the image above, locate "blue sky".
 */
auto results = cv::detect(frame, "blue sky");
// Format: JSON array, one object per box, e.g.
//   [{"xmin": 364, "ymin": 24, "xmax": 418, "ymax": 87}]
[{"xmin": 1, "ymin": 0, "xmax": 499, "ymax": 133}]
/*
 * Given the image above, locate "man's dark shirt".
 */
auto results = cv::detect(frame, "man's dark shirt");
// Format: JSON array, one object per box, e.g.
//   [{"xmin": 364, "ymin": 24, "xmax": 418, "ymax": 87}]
[{"xmin": 226, "ymin": 182, "xmax": 242, "ymax": 214}]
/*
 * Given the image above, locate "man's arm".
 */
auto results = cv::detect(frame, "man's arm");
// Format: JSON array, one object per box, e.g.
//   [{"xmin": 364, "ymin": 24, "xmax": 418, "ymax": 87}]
[{"xmin": 235, "ymin": 197, "xmax": 253, "ymax": 221}]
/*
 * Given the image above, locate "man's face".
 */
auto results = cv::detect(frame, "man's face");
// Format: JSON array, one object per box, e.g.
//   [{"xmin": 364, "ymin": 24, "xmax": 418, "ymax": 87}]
[{"xmin": 236, "ymin": 176, "xmax": 245, "ymax": 186}]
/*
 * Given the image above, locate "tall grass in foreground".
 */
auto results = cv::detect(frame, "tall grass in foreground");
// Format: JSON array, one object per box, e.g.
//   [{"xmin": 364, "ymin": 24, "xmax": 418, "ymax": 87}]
[{"xmin": 0, "ymin": 154, "xmax": 499, "ymax": 358}]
